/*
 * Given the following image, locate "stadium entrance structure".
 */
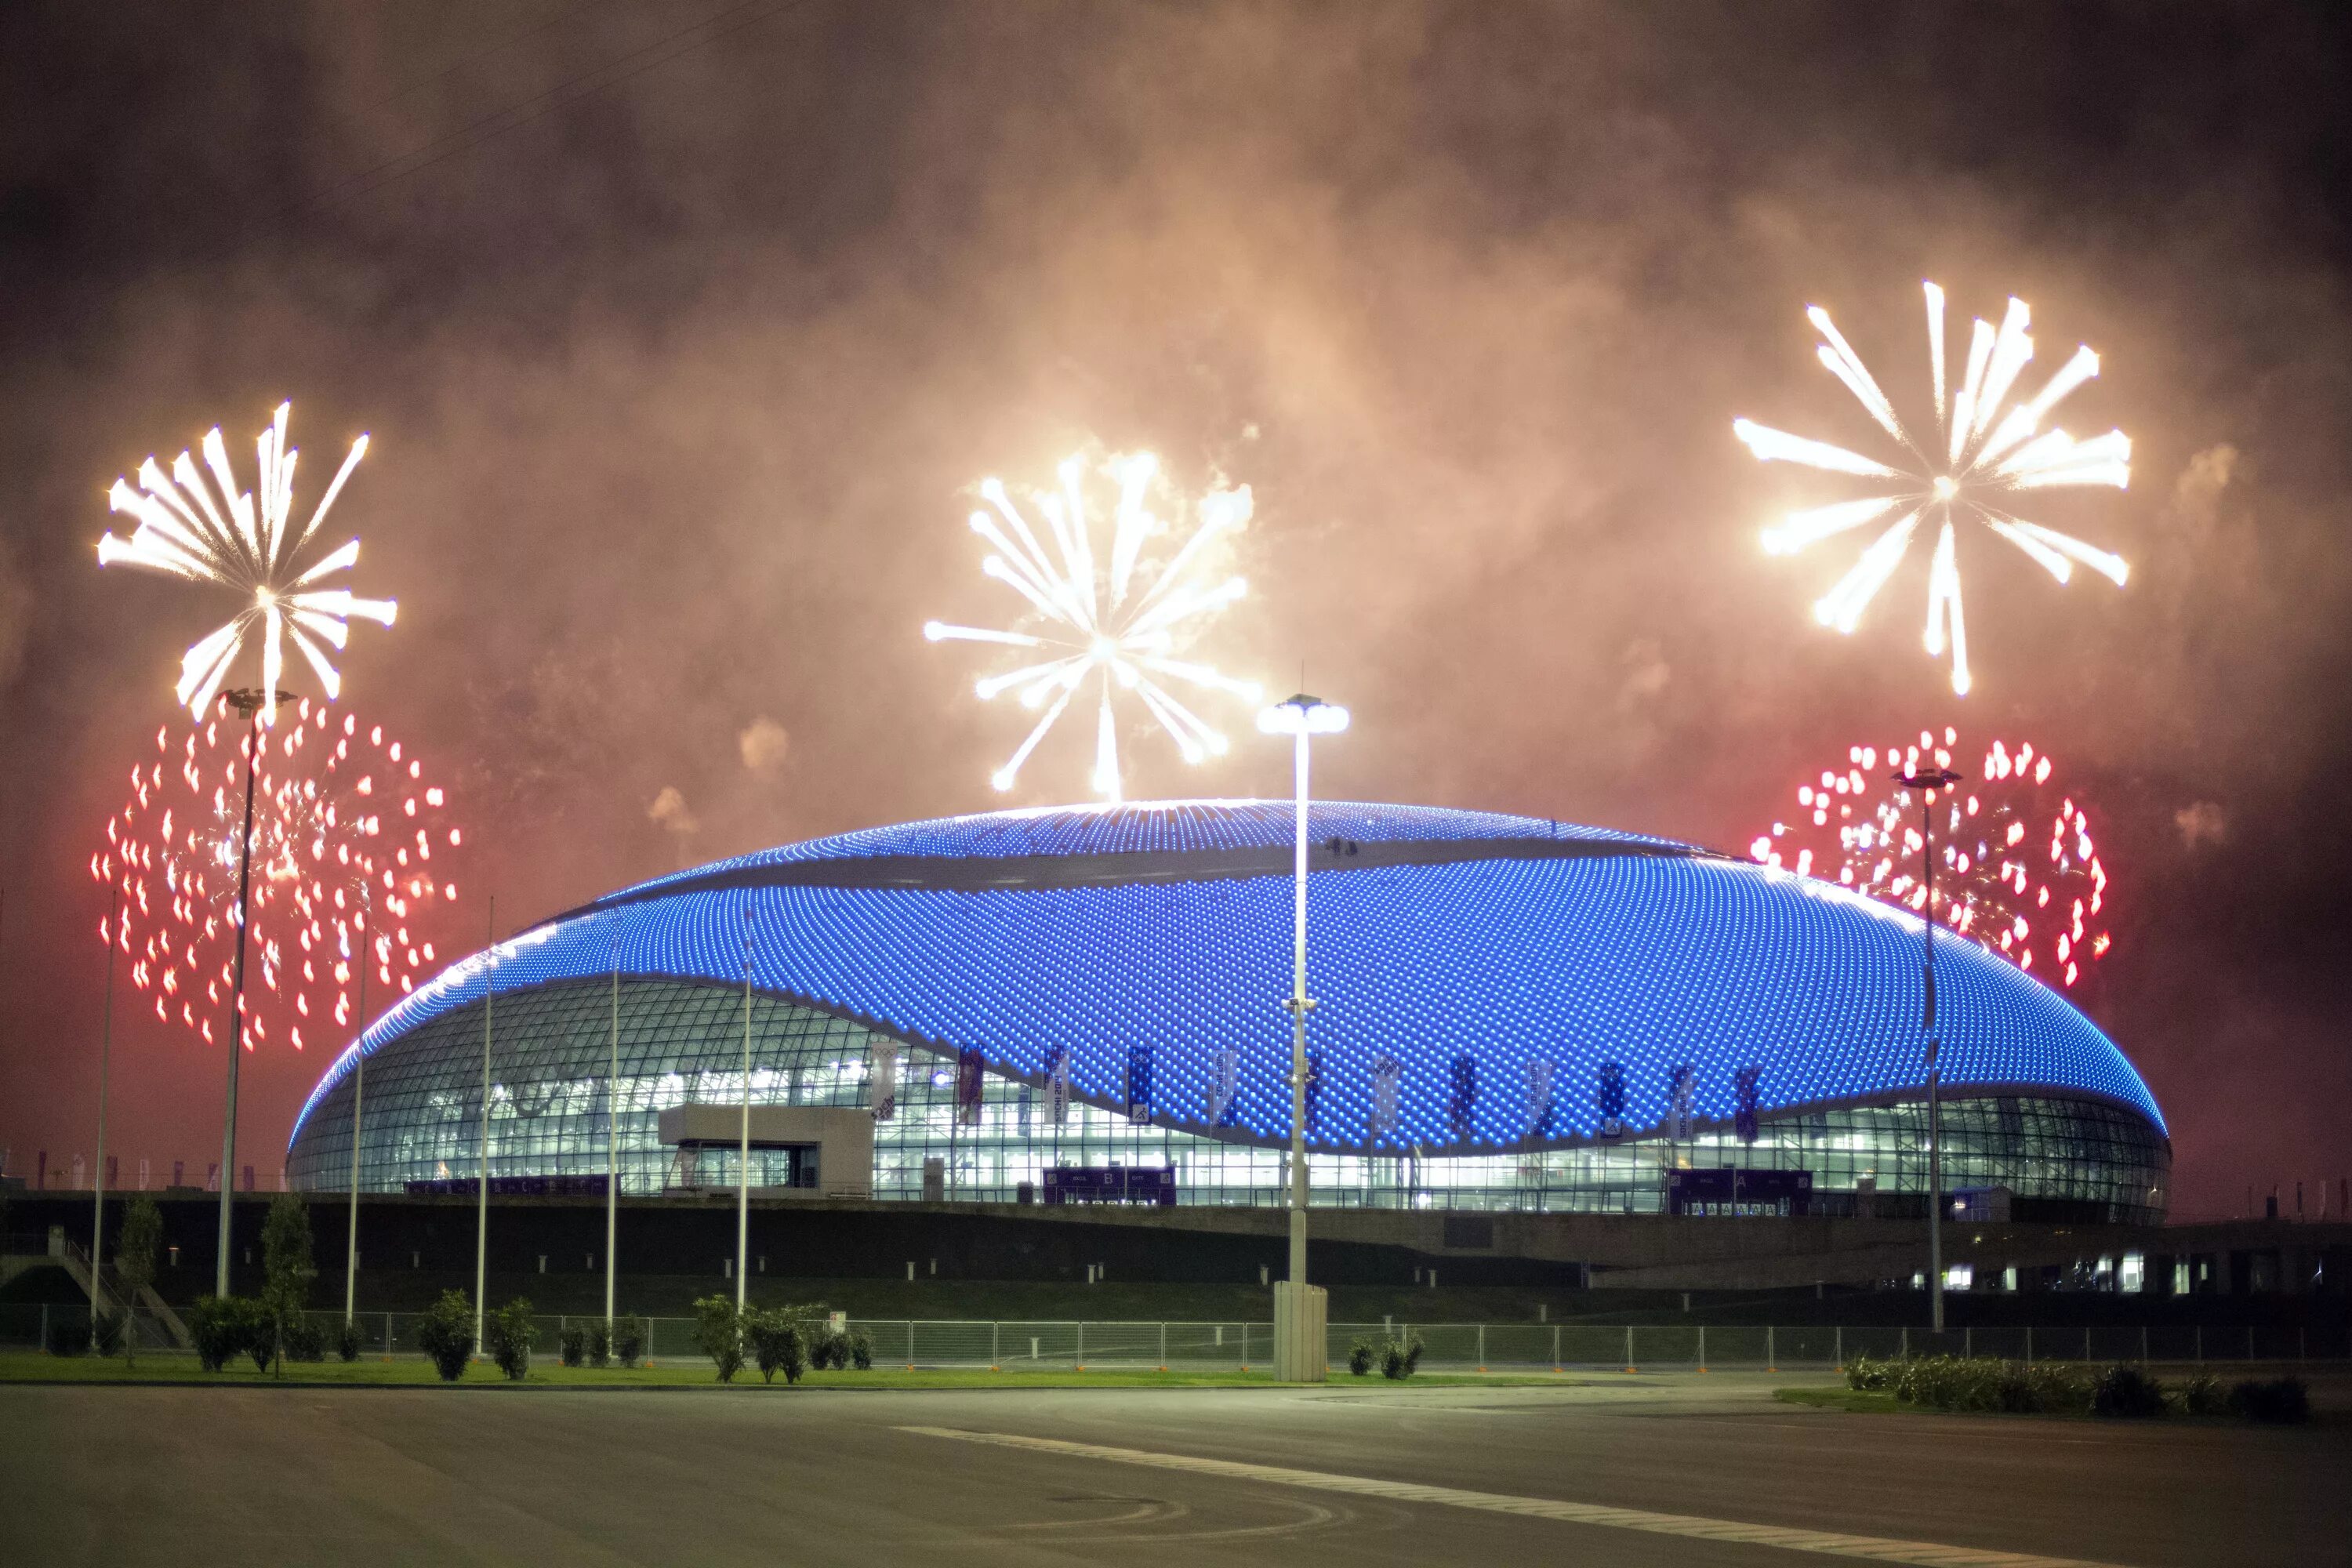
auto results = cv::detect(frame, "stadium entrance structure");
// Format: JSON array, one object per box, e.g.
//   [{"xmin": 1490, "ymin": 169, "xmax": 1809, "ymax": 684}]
[{"xmin": 285, "ymin": 802, "xmax": 2169, "ymax": 1224}]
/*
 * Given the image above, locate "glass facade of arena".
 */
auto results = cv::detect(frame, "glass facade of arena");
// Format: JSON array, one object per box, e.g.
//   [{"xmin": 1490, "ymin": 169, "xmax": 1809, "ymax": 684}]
[{"xmin": 287, "ymin": 978, "xmax": 2169, "ymax": 1223}]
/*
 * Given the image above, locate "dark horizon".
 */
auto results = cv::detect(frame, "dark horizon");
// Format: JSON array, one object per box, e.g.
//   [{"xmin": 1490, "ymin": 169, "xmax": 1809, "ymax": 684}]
[{"xmin": 4, "ymin": 2, "xmax": 2350, "ymax": 1220}]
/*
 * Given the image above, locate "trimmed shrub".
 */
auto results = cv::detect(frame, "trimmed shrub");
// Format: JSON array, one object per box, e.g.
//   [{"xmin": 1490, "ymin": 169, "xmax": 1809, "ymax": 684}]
[
  {"xmin": 614, "ymin": 1315, "xmax": 648, "ymax": 1368},
  {"xmin": 1845, "ymin": 1354, "xmax": 1893, "ymax": 1392},
  {"xmin": 586, "ymin": 1319, "xmax": 612, "ymax": 1369},
  {"xmin": 1348, "ymin": 1338, "xmax": 1376, "ymax": 1377},
  {"xmin": 559, "ymin": 1324, "xmax": 587, "ymax": 1368},
  {"xmin": 2176, "ymin": 1374, "xmax": 2225, "ymax": 1417},
  {"xmin": 2092, "ymin": 1364, "xmax": 2167, "ymax": 1419},
  {"xmin": 336, "ymin": 1319, "xmax": 362, "ymax": 1363},
  {"xmin": 189, "ymin": 1296, "xmax": 261, "ymax": 1373},
  {"xmin": 692, "ymin": 1295, "xmax": 744, "ymax": 1382},
  {"xmin": 2229, "ymin": 1378, "xmax": 2310, "ymax": 1425},
  {"xmin": 850, "ymin": 1331, "xmax": 873, "ymax": 1371},
  {"xmin": 485, "ymin": 1298, "xmax": 539, "ymax": 1381},
  {"xmin": 746, "ymin": 1310, "xmax": 807, "ymax": 1385},
  {"xmin": 281, "ymin": 1316, "xmax": 328, "ymax": 1363},
  {"xmin": 1380, "ymin": 1336, "xmax": 1424, "ymax": 1379},
  {"xmin": 416, "ymin": 1290, "xmax": 475, "ymax": 1382},
  {"xmin": 1403, "ymin": 1337, "xmax": 1425, "ymax": 1376}
]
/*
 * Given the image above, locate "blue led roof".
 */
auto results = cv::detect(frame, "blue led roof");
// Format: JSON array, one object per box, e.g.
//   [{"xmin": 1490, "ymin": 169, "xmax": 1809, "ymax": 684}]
[{"xmin": 292, "ymin": 800, "xmax": 2165, "ymax": 1149}]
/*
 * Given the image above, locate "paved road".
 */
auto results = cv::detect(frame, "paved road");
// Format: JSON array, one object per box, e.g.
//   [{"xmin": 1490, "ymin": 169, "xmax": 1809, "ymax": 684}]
[{"xmin": 2, "ymin": 1374, "xmax": 2342, "ymax": 1566}]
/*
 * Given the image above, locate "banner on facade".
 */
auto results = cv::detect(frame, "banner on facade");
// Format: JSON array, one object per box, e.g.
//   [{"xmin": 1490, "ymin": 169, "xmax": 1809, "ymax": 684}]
[
  {"xmin": 1667, "ymin": 1063, "xmax": 1697, "ymax": 1143},
  {"xmin": 1368, "ymin": 1054, "xmax": 1402, "ymax": 1140},
  {"xmin": 1527, "ymin": 1057, "xmax": 1554, "ymax": 1139},
  {"xmin": 1047, "ymin": 1044, "xmax": 1072, "ymax": 1125},
  {"xmin": 1124, "ymin": 1044, "xmax": 1155, "ymax": 1125},
  {"xmin": 956, "ymin": 1047, "xmax": 985, "ymax": 1126},
  {"xmin": 1206, "ymin": 1045, "xmax": 1240, "ymax": 1127},
  {"xmin": 869, "ymin": 1040, "xmax": 898, "ymax": 1122},
  {"xmin": 1733, "ymin": 1063, "xmax": 1762, "ymax": 1145},
  {"xmin": 1447, "ymin": 1054, "xmax": 1479, "ymax": 1141},
  {"xmin": 1597, "ymin": 1060, "xmax": 1627, "ymax": 1140}
]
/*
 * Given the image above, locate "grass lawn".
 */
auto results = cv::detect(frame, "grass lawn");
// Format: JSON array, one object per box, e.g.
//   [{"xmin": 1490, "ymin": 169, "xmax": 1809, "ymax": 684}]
[
  {"xmin": 1776, "ymin": 1385, "xmax": 1906, "ymax": 1414},
  {"xmin": 0, "ymin": 1351, "xmax": 1581, "ymax": 1392}
]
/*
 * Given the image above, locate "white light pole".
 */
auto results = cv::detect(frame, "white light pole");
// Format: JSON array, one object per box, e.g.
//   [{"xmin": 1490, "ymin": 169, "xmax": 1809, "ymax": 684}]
[
  {"xmin": 343, "ymin": 887, "xmax": 370, "ymax": 1326},
  {"xmin": 606, "ymin": 925, "xmax": 620, "ymax": 1337},
  {"xmin": 475, "ymin": 897, "xmax": 495, "ymax": 1359},
  {"xmin": 1258, "ymin": 691, "xmax": 1346, "ymax": 1383},
  {"xmin": 738, "ymin": 906, "xmax": 753, "ymax": 1316},
  {"xmin": 1894, "ymin": 764, "xmax": 1962, "ymax": 1335}
]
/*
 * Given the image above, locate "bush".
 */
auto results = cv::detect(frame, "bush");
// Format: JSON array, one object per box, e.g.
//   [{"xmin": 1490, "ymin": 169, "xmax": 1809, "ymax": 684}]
[
  {"xmin": 746, "ymin": 1309, "xmax": 807, "ymax": 1385},
  {"xmin": 189, "ymin": 1296, "xmax": 262, "ymax": 1373},
  {"xmin": 1348, "ymin": 1338, "xmax": 1375, "ymax": 1377},
  {"xmin": 850, "ymin": 1331, "xmax": 873, "ymax": 1370},
  {"xmin": 1380, "ymin": 1336, "xmax": 1424, "ymax": 1379},
  {"xmin": 416, "ymin": 1290, "xmax": 476, "ymax": 1382},
  {"xmin": 586, "ymin": 1319, "xmax": 612, "ymax": 1369},
  {"xmin": 613, "ymin": 1315, "xmax": 647, "ymax": 1368},
  {"xmin": 336, "ymin": 1319, "xmax": 363, "ymax": 1363},
  {"xmin": 2092, "ymin": 1364, "xmax": 2167, "ymax": 1420},
  {"xmin": 484, "ymin": 1298, "xmax": 539, "ymax": 1381},
  {"xmin": 1845, "ymin": 1354, "xmax": 1892, "ymax": 1392},
  {"xmin": 2229, "ymin": 1378, "xmax": 2310, "ymax": 1425},
  {"xmin": 2176, "ymin": 1374, "xmax": 2226, "ymax": 1417},
  {"xmin": 814, "ymin": 1331, "xmax": 853, "ymax": 1371},
  {"xmin": 692, "ymin": 1296, "xmax": 744, "ymax": 1382},
  {"xmin": 281, "ymin": 1316, "xmax": 328, "ymax": 1363},
  {"xmin": 560, "ymin": 1324, "xmax": 587, "ymax": 1368}
]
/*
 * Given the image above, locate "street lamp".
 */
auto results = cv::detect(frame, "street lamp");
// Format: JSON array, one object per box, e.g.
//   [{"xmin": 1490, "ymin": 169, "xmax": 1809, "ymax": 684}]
[
  {"xmin": 214, "ymin": 687, "xmax": 292, "ymax": 1298},
  {"xmin": 1893, "ymin": 762, "xmax": 1962, "ymax": 1334},
  {"xmin": 343, "ymin": 884, "xmax": 372, "ymax": 1327},
  {"xmin": 1257, "ymin": 691, "xmax": 1347, "ymax": 1383}
]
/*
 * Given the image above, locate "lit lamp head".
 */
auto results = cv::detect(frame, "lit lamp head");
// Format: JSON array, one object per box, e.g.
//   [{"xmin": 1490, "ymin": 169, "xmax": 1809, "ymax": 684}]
[
  {"xmin": 1893, "ymin": 765, "xmax": 1964, "ymax": 793},
  {"xmin": 1257, "ymin": 692, "xmax": 1349, "ymax": 736}
]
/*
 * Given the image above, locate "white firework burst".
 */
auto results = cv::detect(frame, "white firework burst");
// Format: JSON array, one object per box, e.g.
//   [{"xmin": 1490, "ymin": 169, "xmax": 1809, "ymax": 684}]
[
  {"xmin": 97, "ymin": 401, "xmax": 394, "ymax": 722},
  {"xmin": 925, "ymin": 450, "xmax": 1262, "ymax": 801},
  {"xmin": 1734, "ymin": 285, "xmax": 2131, "ymax": 695}
]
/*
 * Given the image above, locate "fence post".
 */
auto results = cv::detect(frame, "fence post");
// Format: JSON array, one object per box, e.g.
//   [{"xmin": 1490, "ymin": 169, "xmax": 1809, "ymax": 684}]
[
  {"xmin": 1834, "ymin": 1325, "xmax": 1842, "ymax": 1369},
  {"xmin": 40, "ymin": 1305, "xmax": 49, "ymax": 1349},
  {"xmin": 1624, "ymin": 1324, "xmax": 1634, "ymax": 1372},
  {"xmin": 1552, "ymin": 1323, "xmax": 1561, "ymax": 1369},
  {"xmin": 1076, "ymin": 1320, "xmax": 1084, "ymax": 1368},
  {"xmin": 1478, "ymin": 1323, "xmax": 1486, "ymax": 1370},
  {"xmin": 1900, "ymin": 1327, "xmax": 1909, "ymax": 1360},
  {"xmin": 1767, "ymin": 1326, "xmax": 1776, "ymax": 1372},
  {"xmin": 906, "ymin": 1319, "xmax": 913, "ymax": 1370},
  {"xmin": 386, "ymin": 1312, "xmax": 394, "ymax": 1359},
  {"xmin": 1965, "ymin": 1327, "xmax": 1973, "ymax": 1359},
  {"xmin": 1697, "ymin": 1325, "xmax": 1706, "ymax": 1371},
  {"xmin": 1160, "ymin": 1322, "xmax": 1167, "ymax": 1370},
  {"xmin": 992, "ymin": 1321, "xmax": 1000, "ymax": 1368}
]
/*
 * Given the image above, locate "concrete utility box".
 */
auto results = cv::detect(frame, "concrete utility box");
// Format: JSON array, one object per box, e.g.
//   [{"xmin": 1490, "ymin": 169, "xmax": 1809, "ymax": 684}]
[
  {"xmin": 655, "ymin": 1105, "xmax": 874, "ymax": 1199},
  {"xmin": 1272, "ymin": 1280, "xmax": 1327, "ymax": 1382}
]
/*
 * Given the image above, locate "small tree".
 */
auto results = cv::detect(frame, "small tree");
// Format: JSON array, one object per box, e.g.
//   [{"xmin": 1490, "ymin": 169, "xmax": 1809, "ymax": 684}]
[
  {"xmin": 114, "ymin": 1196, "xmax": 164, "ymax": 1367},
  {"xmin": 586, "ymin": 1319, "xmax": 612, "ymax": 1368},
  {"xmin": 259, "ymin": 1193, "xmax": 317, "ymax": 1377},
  {"xmin": 483, "ymin": 1298, "xmax": 539, "ymax": 1380},
  {"xmin": 613, "ymin": 1315, "xmax": 648, "ymax": 1368},
  {"xmin": 416, "ymin": 1289, "xmax": 475, "ymax": 1382},
  {"xmin": 692, "ymin": 1294, "xmax": 744, "ymax": 1382}
]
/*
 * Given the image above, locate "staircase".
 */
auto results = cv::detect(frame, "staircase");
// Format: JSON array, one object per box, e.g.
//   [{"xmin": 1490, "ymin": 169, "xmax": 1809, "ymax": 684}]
[{"xmin": 49, "ymin": 1233, "xmax": 191, "ymax": 1349}]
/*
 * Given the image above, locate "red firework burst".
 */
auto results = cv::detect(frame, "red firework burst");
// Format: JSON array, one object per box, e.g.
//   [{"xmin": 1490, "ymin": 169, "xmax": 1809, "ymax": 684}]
[
  {"xmin": 1750, "ymin": 725, "xmax": 2113, "ymax": 992},
  {"xmin": 92, "ymin": 696, "xmax": 466, "ymax": 1051}
]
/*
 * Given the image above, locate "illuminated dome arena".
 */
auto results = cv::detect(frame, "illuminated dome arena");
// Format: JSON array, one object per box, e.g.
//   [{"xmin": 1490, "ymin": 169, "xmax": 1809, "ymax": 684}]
[{"xmin": 285, "ymin": 801, "xmax": 2169, "ymax": 1222}]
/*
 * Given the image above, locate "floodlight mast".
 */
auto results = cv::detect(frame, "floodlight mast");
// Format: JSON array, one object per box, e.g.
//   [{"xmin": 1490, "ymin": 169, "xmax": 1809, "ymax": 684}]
[
  {"xmin": 1258, "ymin": 692, "xmax": 1347, "ymax": 1382},
  {"xmin": 1895, "ymin": 764, "xmax": 1963, "ymax": 1334}
]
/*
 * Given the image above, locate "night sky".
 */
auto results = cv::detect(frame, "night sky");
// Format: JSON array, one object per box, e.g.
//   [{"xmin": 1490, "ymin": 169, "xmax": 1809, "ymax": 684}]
[{"xmin": 3, "ymin": 2, "xmax": 2348, "ymax": 1219}]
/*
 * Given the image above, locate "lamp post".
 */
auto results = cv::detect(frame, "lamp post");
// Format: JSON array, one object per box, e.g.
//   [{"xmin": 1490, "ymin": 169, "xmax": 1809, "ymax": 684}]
[
  {"xmin": 1894, "ymin": 763, "xmax": 1962, "ymax": 1334},
  {"xmin": 738, "ymin": 906, "xmax": 753, "ymax": 1316},
  {"xmin": 475, "ymin": 897, "xmax": 495, "ymax": 1359},
  {"xmin": 606, "ymin": 924, "xmax": 621, "ymax": 1338},
  {"xmin": 1257, "ymin": 691, "xmax": 1347, "ymax": 1382},
  {"xmin": 343, "ymin": 886, "xmax": 370, "ymax": 1326},
  {"xmin": 215, "ymin": 688, "xmax": 289, "ymax": 1298},
  {"xmin": 91, "ymin": 880, "xmax": 119, "ymax": 1348}
]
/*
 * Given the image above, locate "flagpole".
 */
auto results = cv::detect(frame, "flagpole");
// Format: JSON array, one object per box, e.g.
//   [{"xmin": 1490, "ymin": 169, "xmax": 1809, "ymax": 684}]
[
  {"xmin": 343, "ymin": 892, "xmax": 368, "ymax": 1325},
  {"xmin": 474, "ymin": 896, "xmax": 493, "ymax": 1359},
  {"xmin": 606, "ymin": 927, "xmax": 619, "ymax": 1336}
]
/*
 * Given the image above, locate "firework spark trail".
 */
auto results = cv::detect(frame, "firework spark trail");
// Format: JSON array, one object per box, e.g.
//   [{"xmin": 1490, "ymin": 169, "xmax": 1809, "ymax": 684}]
[
  {"xmin": 92, "ymin": 698, "xmax": 466, "ymax": 1052},
  {"xmin": 926, "ymin": 452, "xmax": 1261, "ymax": 801},
  {"xmin": 1750, "ymin": 727, "xmax": 2112, "ymax": 992},
  {"xmin": 97, "ymin": 402, "xmax": 394, "ymax": 721},
  {"xmin": 1734, "ymin": 285, "xmax": 2131, "ymax": 694}
]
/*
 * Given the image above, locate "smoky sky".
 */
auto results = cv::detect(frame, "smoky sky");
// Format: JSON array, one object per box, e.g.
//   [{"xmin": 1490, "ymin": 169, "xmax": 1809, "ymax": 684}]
[{"xmin": 3, "ymin": 1, "xmax": 2349, "ymax": 1218}]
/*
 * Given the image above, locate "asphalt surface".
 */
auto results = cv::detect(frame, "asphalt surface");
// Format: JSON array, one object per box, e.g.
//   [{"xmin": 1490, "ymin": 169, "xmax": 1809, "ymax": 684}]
[{"xmin": 2, "ymin": 1373, "xmax": 2343, "ymax": 1566}]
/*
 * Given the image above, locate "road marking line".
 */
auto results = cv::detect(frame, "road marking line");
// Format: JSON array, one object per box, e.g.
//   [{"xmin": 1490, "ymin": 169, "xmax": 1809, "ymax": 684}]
[{"xmin": 896, "ymin": 1426, "xmax": 2128, "ymax": 1567}]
